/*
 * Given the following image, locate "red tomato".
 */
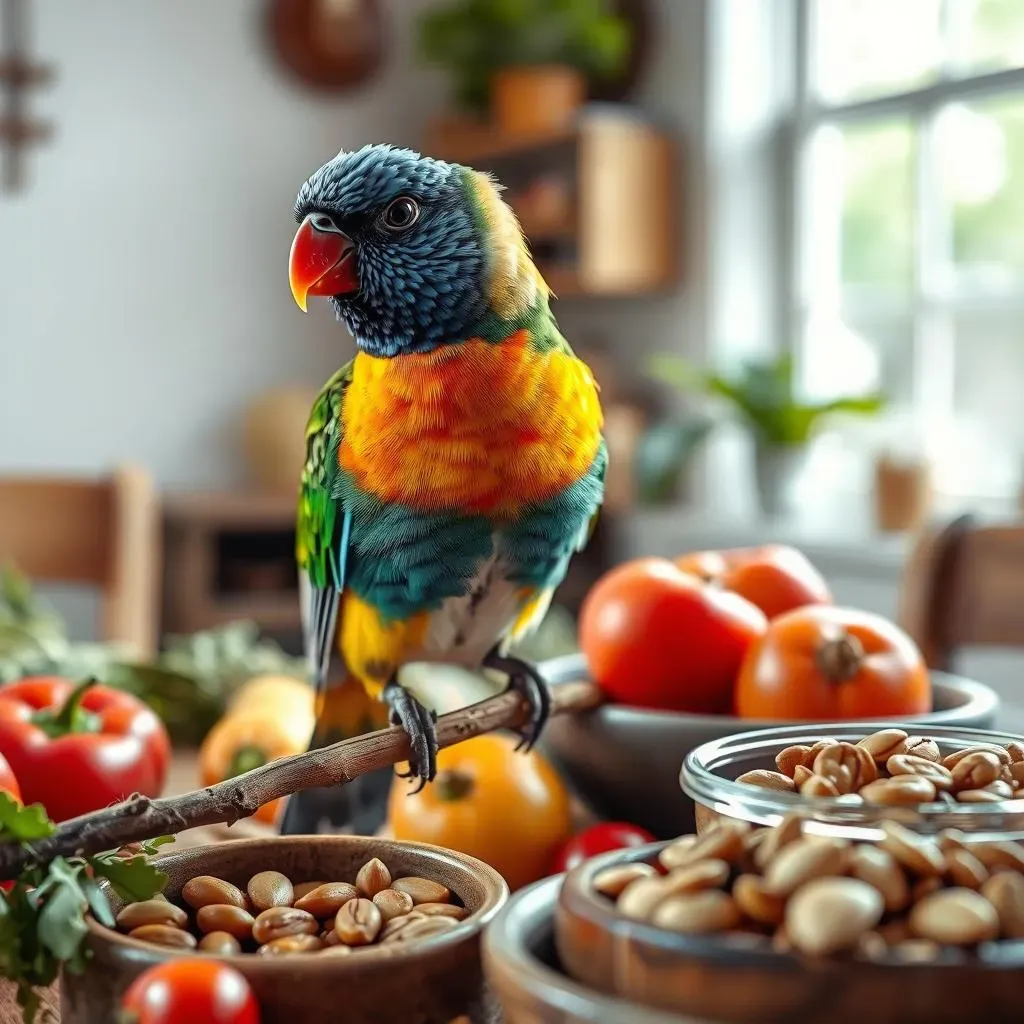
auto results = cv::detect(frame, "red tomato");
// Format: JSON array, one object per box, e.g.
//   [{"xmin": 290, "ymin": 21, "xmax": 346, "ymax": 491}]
[
  {"xmin": 675, "ymin": 544, "xmax": 832, "ymax": 620},
  {"xmin": 552, "ymin": 822, "xmax": 657, "ymax": 873},
  {"xmin": 0, "ymin": 750, "xmax": 21, "ymax": 805},
  {"xmin": 120, "ymin": 960, "xmax": 260, "ymax": 1024},
  {"xmin": 0, "ymin": 676, "xmax": 170, "ymax": 822},
  {"xmin": 579, "ymin": 557, "xmax": 768, "ymax": 714}
]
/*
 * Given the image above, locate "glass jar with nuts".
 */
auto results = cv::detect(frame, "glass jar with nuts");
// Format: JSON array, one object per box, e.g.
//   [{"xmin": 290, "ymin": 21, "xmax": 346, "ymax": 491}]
[
  {"xmin": 103, "ymin": 856, "xmax": 469, "ymax": 956},
  {"xmin": 682, "ymin": 724, "xmax": 1024, "ymax": 841},
  {"xmin": 588, "ymin": 813, "xmax": 1024, "ymax": 963}
]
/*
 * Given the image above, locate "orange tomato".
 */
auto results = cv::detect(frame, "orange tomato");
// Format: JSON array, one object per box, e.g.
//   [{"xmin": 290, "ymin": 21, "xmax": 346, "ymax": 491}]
[
  {"xmin": 579, "ymin": 557, "xmax": 767, "ymax": 714},
  {"xmin": 734, "ymin": 604, "xmax": 931, "ymax": 721},
  {"xmin": 387, "ymin": 733, "xmax": 572, "ymax": 892},
  {"xmin": 675, "ymin": 544, "xmax": 832, "ymax": 620}
]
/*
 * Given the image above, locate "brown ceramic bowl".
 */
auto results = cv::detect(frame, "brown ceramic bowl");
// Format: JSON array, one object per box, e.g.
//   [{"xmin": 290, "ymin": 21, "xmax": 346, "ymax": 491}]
[
  {"xmin": 555, "ymin": 841, "xmax": 1024, "ymax": 1024},
  {"xmin": 60, "ymin": 835, "xmax": 509, "ymax": 1024},
  {"xmin": 484, "ymin": 875, "xmax": 704, "ymax": 1024}
]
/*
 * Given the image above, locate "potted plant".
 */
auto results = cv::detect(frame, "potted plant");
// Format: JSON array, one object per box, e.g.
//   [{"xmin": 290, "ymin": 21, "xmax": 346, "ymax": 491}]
[
  {"xmin": 417, "ymin": 0, "xmax": 631, "ymax": 137},
  {"xmin": 646, "ymin": 351, "xmax": 885, "ymax": 517}
]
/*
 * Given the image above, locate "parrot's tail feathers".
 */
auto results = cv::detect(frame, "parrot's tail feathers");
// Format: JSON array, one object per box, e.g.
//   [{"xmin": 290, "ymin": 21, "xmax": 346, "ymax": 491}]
[{"xmin": 300, "ymin": 575, "xmax": 340, "ymax": 695}]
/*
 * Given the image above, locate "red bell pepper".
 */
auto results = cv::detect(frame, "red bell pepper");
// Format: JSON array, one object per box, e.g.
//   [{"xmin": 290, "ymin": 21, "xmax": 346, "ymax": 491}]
[
  {"xmin": 0, "ymin": 750, "xmax": 21, "ymax": 805},
  {"xmin": 0, "ymin": 676, "xmax": 171, "ymax": 822}
]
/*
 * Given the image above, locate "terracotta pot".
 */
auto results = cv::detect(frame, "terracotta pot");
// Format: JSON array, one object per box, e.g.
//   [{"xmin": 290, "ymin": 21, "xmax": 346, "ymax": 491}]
[
  {"xmin": 60, "ymin": 835, "xmax": 508, "ymax": 1024},
  {"xmin": 491, "ymin": 65, "xmax": 586, "ymax": 137}
]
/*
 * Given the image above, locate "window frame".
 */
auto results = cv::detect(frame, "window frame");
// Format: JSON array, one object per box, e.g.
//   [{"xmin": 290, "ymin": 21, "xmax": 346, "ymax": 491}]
[{"xmin": 788, "ymin": 0, "xmax": 1024, "ymax": 459}]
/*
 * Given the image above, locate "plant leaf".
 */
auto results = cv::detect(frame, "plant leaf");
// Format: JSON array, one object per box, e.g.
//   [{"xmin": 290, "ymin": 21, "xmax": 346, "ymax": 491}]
[
  {"xmin": 36, "ymin": 858, "xmax": 88, "ymax": 962},
  {"xmin": 139, "ymin": 836, "xmax": 175, "ymax": 856},
  {"xmin": 79, "ymin": 875, "xmax": 115, "ymax": 928},
  {"xmin": 0, "ymin": 796, "xmax": 55, "ymax": 843},
  {"xmin": 89, "ymin": 853, "xmax": 168, "ymax": 904}
]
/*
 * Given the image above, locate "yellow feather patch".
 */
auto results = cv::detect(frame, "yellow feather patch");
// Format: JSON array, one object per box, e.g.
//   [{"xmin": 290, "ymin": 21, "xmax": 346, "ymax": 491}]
[
  {"xmin": 339, "ymin": 334, "xmax": 603, "ymax": 516},
  {"xmin": 340, "ymin": 592, "xmax": 430, "ymax": 695},
  {"xmin": 507, "ymin": 587, "xmax": 555, "ymax": 642},
  {"xmin": 469, "ymin": 170, "xmax": 550, "ymax": 319}
]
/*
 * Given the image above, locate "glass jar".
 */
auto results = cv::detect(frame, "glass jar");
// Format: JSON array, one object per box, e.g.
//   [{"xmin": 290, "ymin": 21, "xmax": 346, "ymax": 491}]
[{"xmin": 681, "ymin": 722, "xmax": 1024, "ymax": 843}]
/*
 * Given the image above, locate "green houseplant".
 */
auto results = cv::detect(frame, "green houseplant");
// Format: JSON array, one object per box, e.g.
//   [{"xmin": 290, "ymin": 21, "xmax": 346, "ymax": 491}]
[
  {"xmin": 417, "ymin": 0, "xmax": 631, "ymax": 133},
  {"xmin": 647, "ymin": 351, "xmax": 885, "ymax": 516}
]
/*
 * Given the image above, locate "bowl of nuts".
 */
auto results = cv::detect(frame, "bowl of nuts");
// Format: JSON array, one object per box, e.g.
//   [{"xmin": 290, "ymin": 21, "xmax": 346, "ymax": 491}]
[
  {"xmin": 555, "ymin": 815, "xmax": 1024, "ymax": 1024},
  {"xmin": 60, "ymin": 834, "xmax": 508, "ymax": 1024},
  {"xmin": 681, "ymin": 723, "xmax": 1024, "ymax": 839}
]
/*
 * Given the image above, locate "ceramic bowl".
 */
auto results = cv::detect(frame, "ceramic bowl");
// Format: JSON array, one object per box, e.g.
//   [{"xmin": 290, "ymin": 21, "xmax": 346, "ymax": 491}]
[
  {"xmin": 60, "ymin": 835, "xmax": 508, "ymax": 1024},
  {"xmin": 484, "ymin": 874, "xmax": 703, "ymax": 1024},
  {"xmin": 539, "ymin": 653, "xmax": 1000, "ymax": 839},
  {"xmin": 682, "ymin": 722, "xmax": 1024, "ymax": 839},
  {"xmin": 554, "ymin": 842, "xmax": 1024, "ymax": 1024}
]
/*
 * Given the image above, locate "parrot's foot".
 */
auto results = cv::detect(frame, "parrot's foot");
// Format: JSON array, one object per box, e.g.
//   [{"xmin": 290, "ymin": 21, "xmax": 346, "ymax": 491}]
[
  {"xmin": 482, "ymin": 648, "xmax": 551, "ymax": 753},
  {"xmin": 383, "ymin": 679, "xmax": 438, "ymax": 793}
]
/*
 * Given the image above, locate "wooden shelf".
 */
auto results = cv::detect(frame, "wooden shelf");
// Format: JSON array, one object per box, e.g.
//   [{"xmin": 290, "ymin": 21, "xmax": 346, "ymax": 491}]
[{"xmin": 426, "ymin": 123, "xmax": 575, "ymax": 166}]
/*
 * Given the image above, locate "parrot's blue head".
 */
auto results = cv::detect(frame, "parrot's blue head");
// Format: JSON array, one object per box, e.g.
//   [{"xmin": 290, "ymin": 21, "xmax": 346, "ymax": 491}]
[{"xmin": 289, "ymin": 144, "xmax": 491, "ymax": 357}]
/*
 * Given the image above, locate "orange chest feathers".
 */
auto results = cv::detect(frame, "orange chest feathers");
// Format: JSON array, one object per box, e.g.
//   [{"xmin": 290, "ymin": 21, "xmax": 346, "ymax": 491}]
[{"xmin": 338, "ymin": 331, "xmax": 603, "ymax": 516}]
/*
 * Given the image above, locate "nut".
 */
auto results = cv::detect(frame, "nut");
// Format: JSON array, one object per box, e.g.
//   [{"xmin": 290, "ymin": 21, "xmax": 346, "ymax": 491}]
[
  {"xmin": 878, "ymin": 822, "xmax": 945, "ymax": 877},
  {"xmin": 958, "ymin": 787, "xmax": 1008, "ymax": 803},
  {"xmin": 847, "ymin": 845, "xmax": 909, "ymax": 913},
  {"xmin": 1006, "ymin": 741, "xmax": 1024, "ymax": 764},
  {"xmin": 786, "ymin": 877, "xmax": 883, "ymax": 956},
  {"xmin": 658, "ymin": 835, "xmax": 697, "ymax": 870},
  {"xmin": 944, "ymin": 847, "xmax": 989, "ymax": 890},
  {"xmin": 895, "ymin": 736, "xmax": 940, "ymax": 762},
  {"xmin": 753, "ymin": 810, "xmax": 807, "ymax": 869},
  {"xmin": 128, "ymin": 924, "xmax": 198, "ymax": 949},
  {"xmin": 247, "ymin": 871, "xmax": 294, "ymax": 912},
  {"xmin": 813, "ymin": 742, "xmax": 866, "ymax": 793},
  {"xmin": 981, "ymin": 871, "xmax": 1024, "ymax": 939},
  {"xmin": 392, "ymin": 876, "xmax": 451, "ymax": 905},
  {"xmin": 292, "ymin": 880, "xmax": 326, "ymax": 901},
  {"xmin": 857, "ymin": 729, "xmax": 908, "ymax": 762},
  {"xmin": 116, "ymin": 900, "xmax": 188, "ymax": 932},
  {"xmin": 775, "ymin": 744, "xmax": 812, "ymax": 777},
  {"xmin": 195, "ymin": 904, "xmax": 256, "ymax": 940},
  {"xmin": 732, "ymin": 874, "xmax": 785, "ymax": 926},
  {"xmin": 663, "ymin": 859, "xmax": 729, "ymax": 896},
  {"xmin": 943, "ymin": 744, "xmax": 1012, "ymax": 769},
  {"xmin": 334, "ymin": 897, "xmax": 382, "ymax": 946},
  {"xmin": 650, "ymin": 891, "xmax": 741, "ymax": 935},
  {"xmin": 379, "ymin": 912, "xmax": 427, "ymax": 941},
  {"xmin": 909, "ymin": 888, "xmax": 1000, "ymax": 945},
  {"xmin": 736, "ymin": 769, "xmax": 796, "ymax": 793},
  {"xmin": 971, "ymin": 839, "xmax": 1024, "ymax": 874},
  {"xmin": 860, "ymin": 776, "xmax": 937, "ymax": 806},
  {"xmin": 372, "ymin": 888, "xmax": 417, "ymax": 921},
  {"xmin": 951, "ymin": 750, "xmax": 1002, "ymax": 791},
  {"xmin": 252, "ymin": 906, "xmax": 319, "ymax": 945},
  {"xmin": 258, "ymin": 934, "xmax": 323, "ymax": 955},
  {"xmin": 356, "ymin": 857, "xmax": 392, "ymax": 897},
  {"xmin": 198, "ymin": 931, "xmax": 242, "ymax": 955},
  {"xmin": 379, "ymin": 915, "xmax": 456, "ymax": 945},
  {"xmin": 886, "ymin": 754, "xmax": 954, "ymax": 790},
  {"xmin": 294, "ymin": 882, "xmax": 360, "ymax": 918},
  {"xmin": 792, "ymin": 765, "xmax": 814, "ymax": 787},
  {"xmin": 181, "ymin": 875, "xmax": 247, "ymax": 910},
  {"xmin": 414, "ymin": 902, "xmax": 467, "ymax": 920},
  {"xmin": 659, "ymin": 821, "xmax": 749, "ymax": 870},
  {"xmin": 763, "ymin": 837, "xmax": 849, "ymax": 897},
  {"xmin": 800, "ymin": 774, "xmax": 840, "ymax": 798},
  {"xmin": 617, "ymin": 876, "xmax": 668, "ymax": 920}
]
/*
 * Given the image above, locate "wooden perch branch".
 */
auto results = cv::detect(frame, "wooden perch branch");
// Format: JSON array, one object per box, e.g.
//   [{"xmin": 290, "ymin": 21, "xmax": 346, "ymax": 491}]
[{"xmin": 0, "ymin": 680, "xmax": 603, "ymax": 880}]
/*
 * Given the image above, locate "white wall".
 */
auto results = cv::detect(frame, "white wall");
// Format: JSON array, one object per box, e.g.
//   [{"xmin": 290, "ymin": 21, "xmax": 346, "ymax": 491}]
[{"xmin": 0, "ymin": 0, "xmax": 445, "ymax": 489}]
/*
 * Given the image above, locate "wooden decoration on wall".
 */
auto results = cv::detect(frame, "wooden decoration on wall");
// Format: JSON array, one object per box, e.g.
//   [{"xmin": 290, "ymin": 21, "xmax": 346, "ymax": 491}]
[
  {"xmin": 264, "ymin": 0, "xmax": 387, "ymax": 93},
  {"xmin": 0, "ymin": 0, "xmax": 54, "ymax": 192}
]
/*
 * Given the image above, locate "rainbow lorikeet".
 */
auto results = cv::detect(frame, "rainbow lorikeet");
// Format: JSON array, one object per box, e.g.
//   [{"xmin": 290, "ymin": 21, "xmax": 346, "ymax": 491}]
[{"xmin": 280, "ymin": 144, "xmax": 605, "ymax": 834}]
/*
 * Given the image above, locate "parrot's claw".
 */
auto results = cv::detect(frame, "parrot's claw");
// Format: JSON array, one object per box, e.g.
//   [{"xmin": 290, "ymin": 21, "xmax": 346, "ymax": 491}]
[
  {"xmin": 483, "ymin": 648, "xmax": 551, "ymax": 753},
  {"xmin": 383, "ymin": 679, "xmax": 438, "ymax": 793}
]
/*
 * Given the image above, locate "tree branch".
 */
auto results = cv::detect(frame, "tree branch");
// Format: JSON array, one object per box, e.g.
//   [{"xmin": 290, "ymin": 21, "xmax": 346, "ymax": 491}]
[{"xmin": 0, "ymin": 680, "xmax": 603, "ymax": 879}]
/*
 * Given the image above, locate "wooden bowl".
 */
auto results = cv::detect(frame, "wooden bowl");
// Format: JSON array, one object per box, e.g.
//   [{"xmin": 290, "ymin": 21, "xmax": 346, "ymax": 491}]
[
  {"xmin": 539, "ymin": 654, "xmax": 999, "ymax": 839},
  {"xmin": 483, "ymin": 875, "xmax": 700, "ymax": 1024},
  {"xmin": 60, "ymin": 835, "xmax": 509, "ymax": 1024},
  {"xmin": 555, "ymin": 842, "xmax": 1024, "ymax": 1024}
]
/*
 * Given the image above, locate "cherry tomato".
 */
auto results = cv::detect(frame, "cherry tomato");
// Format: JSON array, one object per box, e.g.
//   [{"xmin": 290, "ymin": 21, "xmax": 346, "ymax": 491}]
[
  {"xmin": 579, "ymin": 557, "xmax": 768, "ymax": 713},
  {"xmin": 119, "ymin": 960, "xmax": 260, "ymax": 1024},
  {"xmin": 552, "ymin": 822, "xmax": 658, "ymax": 873}
]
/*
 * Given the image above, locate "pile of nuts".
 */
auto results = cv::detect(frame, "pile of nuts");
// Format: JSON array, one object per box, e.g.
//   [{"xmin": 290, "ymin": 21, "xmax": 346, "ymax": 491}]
[
  {"xmin": 594, "ymin": 814, "xmax": 1024, "ymax": 960},
  {"xmin": 111, "ymin": 857, "xmax": 467, "ymax": 956},
  {"xmin": 735, "ymin": 729, "xmax": 1024, "ymax": 806}
]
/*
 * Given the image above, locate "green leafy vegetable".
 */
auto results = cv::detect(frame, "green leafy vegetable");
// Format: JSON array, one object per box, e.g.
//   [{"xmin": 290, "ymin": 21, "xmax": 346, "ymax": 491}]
[
  {"xmin": 0, "ymin": 795, "xmax": 53, "ymax": 843},
  {"xmin": 90, "ymin": 852, "xmax": 169, "ymax": 905}
]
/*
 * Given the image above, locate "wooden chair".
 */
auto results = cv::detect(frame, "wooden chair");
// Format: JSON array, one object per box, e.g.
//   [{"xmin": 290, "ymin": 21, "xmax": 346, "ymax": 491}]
[
  {"xmin": 0, "ymin": 464, "xmax": 161, "ymax": 657},
  {"xmin": 897, "ymin": 513, "xmax": 1024, "ymax": 671}
]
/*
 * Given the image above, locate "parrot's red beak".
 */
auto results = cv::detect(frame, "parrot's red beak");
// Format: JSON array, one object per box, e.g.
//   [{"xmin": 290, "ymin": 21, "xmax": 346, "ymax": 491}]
[{"xmin": 289, "ymin": 213, "xmax": 358, "ymax": 312}]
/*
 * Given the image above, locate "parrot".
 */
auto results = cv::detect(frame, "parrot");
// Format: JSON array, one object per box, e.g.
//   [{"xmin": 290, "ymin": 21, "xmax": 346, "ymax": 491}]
[{"xmin": 279, "ymin": 143, "xmax": 605, "ymax": 833}]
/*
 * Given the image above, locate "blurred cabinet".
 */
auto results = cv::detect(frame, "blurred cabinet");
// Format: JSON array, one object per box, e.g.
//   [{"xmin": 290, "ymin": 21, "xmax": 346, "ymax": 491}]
[{"xmin": 426, "ymin": 107, "xmax": 680, "ymax": 298}]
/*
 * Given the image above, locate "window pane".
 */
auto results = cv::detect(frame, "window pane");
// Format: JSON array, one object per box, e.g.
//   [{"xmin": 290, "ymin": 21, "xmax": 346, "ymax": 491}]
[
  {"xmin": 804, "ymin": 120, "xmax": 915, "ymax": 303},
  {"xmin": 948, "ymin": 0, "xmax": 1024, "ymax": 75},
  {"xmin": 813, "ymin": 0, "xmax": 941, "ymax": 103},
  {"xmin": 936, "ymin": 96, "xmax": 1024, "ymax": 292},
  {"xmin": 801, "ymin": 312, "xmax": 914, "ymax": 408},
  {"xmin": 953, "ymin": 310, "xmax": 1024, "ymax": 449}
]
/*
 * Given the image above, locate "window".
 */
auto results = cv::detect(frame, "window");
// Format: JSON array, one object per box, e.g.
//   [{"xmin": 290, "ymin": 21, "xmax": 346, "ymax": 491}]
[{"xmin": 792, "ymin": 0, "xmax": 1024, "ymax": 498}]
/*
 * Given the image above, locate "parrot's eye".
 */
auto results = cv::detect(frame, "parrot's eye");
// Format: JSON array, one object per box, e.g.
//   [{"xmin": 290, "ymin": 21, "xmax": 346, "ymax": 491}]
[{"xmin": 381, "ymin": 196, "xmax": 420, "ymax": 232}]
